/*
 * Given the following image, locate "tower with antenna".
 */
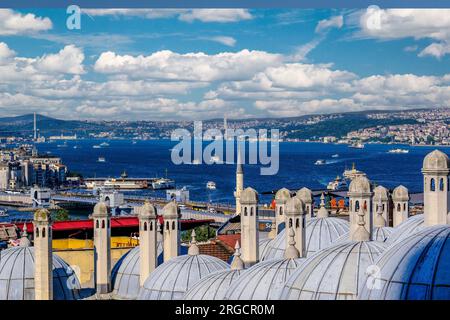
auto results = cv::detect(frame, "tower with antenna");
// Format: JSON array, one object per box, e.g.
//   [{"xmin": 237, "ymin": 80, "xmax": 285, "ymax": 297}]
[
  {"xmin": 33, "ymin": 112, "xmax": 37, "ymax": 141},
  {"xmin": 224, "ymin": 116, "xmax": 228, "ymax": 140}
]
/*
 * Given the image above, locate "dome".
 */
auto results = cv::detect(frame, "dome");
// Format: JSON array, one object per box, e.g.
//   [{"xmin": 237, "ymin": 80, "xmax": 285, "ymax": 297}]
[
  {"xmin": 162, "ymin": 201, "xmax": 180, "ymax": 218},
  {"xmin": 183, "ymin": 269, "xmax": 243, "ymax": 300},
  {"xmin": 372, "ymin": 226, "xmax": 393, "ymax": 242},
  {"xmin": 225, "ymin": 258, "xmax": 303, "ymax": 300},
  {"xmin": 260, "ymin": 217, "xmax": 349, "ymax": 261},
  {"xmin": 422, "ymin": 149, "xmax": 449, "ymax": 172},
  {"xmin": 392, "ymin": 185, "xmax": 409, "ymax": 201},
  {"xmin": 0, "ymin": 247, "xmax": 81, "ymax": 300},
  {"xmin": 138, "ymin": 254, "xmax": 229, "ymax": 300},
  {"xmin": 348, "ymin": 176, "xmax": 371, "ymax": 194},
  {"xmin": 296, "ymin": 187, "xmax": 313, "ymax": 203},
  {"xmin": 34, "ymin": 208, "xmax": 50, "ymax": 221},
  {"xmin": 359, "ymin": 225, "xmax": 450, "ymax": 300},
  {"xmin": 240, "ymin": 187, "xmax": 258, "ymax": 204},
  {"xmin": 112, "ymin": 241, "xmax": 163, "ymax": 300},
  {"xmin": 275, "ymin": 188, "xmax": 290, "ymax": 202},
  {"xmin": 373, "ymin": 186, "xmax": 389, "ymax": 201},
  {"xmin": 92, "ymin": 201, "xmax": 109, "ymax": 217},
  {"xmin": 138, "ymin": 201, "xmax": 157, "ymax": 218},
  {"xmin": 285, "ymin": 197, "xmax": 304, "ymax": 215},
  {"xmin": 280, "ymin": 241, "xmax": 385, "ymax": 300},
  {"xmin": 386, "ymin": 214, "xmax": 424, "ymax": 246},
  {"xmin": 259, "ymin": 238, "xmax": 272, "ymax": 260}
]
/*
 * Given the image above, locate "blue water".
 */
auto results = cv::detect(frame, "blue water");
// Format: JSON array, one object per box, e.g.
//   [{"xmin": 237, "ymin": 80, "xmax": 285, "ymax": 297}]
[{"xmin": 29, "ymin": 139, "xmax": 450, "ymax": 207}]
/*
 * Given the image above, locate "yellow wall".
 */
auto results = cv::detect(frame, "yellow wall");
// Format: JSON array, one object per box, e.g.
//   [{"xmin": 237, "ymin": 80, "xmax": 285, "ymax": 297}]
[
  {"xmin": 53, "ymin": 236, "xmax": 139, "ymax": 250},
  {"xmin": 55, "ymin": 247, "xmax": 133, "ymax": 288}
]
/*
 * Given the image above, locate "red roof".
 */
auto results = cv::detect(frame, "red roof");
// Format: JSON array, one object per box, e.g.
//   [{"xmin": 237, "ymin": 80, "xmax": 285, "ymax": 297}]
[
  {"xmin": 216, "ymin": 234, "xmax": 241, "ymax": 251},
  {"xmin": 14, "ymin": 216, "xmax": 214, "ymax": 233}
]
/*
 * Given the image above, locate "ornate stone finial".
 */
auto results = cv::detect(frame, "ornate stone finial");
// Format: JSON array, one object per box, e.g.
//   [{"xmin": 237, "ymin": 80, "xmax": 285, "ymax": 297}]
[
  {"xmin": 374, "ymin": 195, "xmax": 386, "ymax": 228},
  {"xmin": 268, "ymin": 219, "xmax": 277, "ymax": 239},
  {"xmin": 230, "ymin": 241, "xmax": 245, "ymax": 270},
  {"xmin": 352, "ymin": 207, "xmax": 370, "ymax": 241},
  {"xmin": 284, "ymin": 228, "xmax": 300, "ymax": 259},
  {"xmin": 34, "ymin": 208, "xmax": 50, "ymax": 222},
  {"xmin": 316, "ymin": 193, "xmax": 329, "ymax": 218},
  {"xmin": 188, "ymin": 229, "xmax": 199, "ymax": 256},
  {"xmin": 19, "ymin": 224, "xmax": 31, "ymax": 247}
]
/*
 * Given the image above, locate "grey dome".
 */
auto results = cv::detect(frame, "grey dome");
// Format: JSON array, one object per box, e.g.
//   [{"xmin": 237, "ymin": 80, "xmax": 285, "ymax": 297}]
[
  {"xmin": 392, "ymin": 185, "xmax": 409, "ymax": 201},
  {"xmin": 359, "ymin": 225, "xmax": 450, "ymax": 300},
  {"xmin": 240, "ymin": 187, "xmax": 258, "ymax": 204},
  {"xmin": 138, "ymin": 201, "xmax": 157, "ymax": 218},
  {"xmin": 183, "ymin": 269, "xmax": 243, "ymax": 300},
  {"xmin": 92, "ymin": 201, "xmax": 109, "ymax": 217},
  {"xmin": 138, "ymin": 254, "xmax": 229, "ymax": 300},
  {"xmin": 422, "ymin": 149, "xmax": 449, "ymax": 172},
  {"xmin": 261, "ymin": 217, "xmax": 349, "ymax": 261},
  {"xmin": 112, "ymin": 241, "xmax": 163, "ymax": 300},
  {"xmin": 162, "ymin": 201, "xmax": 180, "ymax": 218},
  {"xmin": 0, "ymin": 247, "xmax": 81, "ymax": 300},
  {"xmin": 348, "ymin": 176, "xmax": 371, "ymax": 194},
  {"xmin": 225, "ymin": 258, "xmax": 303, "ymax": 300},
  {"xmin": 275, "ymin": 188, "xmax": 290, "ymax": 202},
  {"xmin": 296, "ymin": 187, "xmax": 313, "ymax": 203},
  {"xmin": 280, "ymin": 241, "xmax": 385, "ymax": 300},
  {"xmin": 285, "ymin": 197, "xmax": 304, "ymax": 215},
  {"xmin": 373, "ymin": 186, "xmax": 389, "ymax": 201},
  {"xmin": 335, "ymin": 226, "xmax": 394, "ymax": 244},
  {"xmin": 259, "ymin": 238, "xmax": 272, "ymax": 259},
  {"xmin": 386, "ymin": 214, "xmax": 424, "ymax": 246}
]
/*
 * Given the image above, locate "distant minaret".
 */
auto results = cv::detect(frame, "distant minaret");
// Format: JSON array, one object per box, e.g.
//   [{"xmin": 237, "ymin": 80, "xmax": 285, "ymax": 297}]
[
  {"xmin": 285, "ymin": 197, "xmax": 306, "ymax": 257},
  {"xmin": 33, "ymin": 112, "xmax": 37, "ymax": 141},
  {"xmin": 93, "ymin": 201, "xmax": 111, "ymax": 294},
  {"xmin": 240, "ymin": 187, "xmax": 259, "ymax": 267},
  {"xmin": 138, "ymin": 201, "xmax": 158, "ymax": 286},
  {"xmin": 33, "ymin": 209, "xmax": 53, "ymax": 300},
  {"xmin": 274, "ymin": 188, "xmax": 290, "ymax": 235},
  {"xmin": 234, "ymin": 146, "xmax": 244, "ymax": 215},
  {"xmin": 162, "ymin": 201, "xmax": 180, "ymax": 262}
]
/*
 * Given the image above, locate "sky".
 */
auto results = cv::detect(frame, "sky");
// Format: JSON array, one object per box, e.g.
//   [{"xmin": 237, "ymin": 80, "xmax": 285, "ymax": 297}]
[{"xmin": 0, "ymin": 8, "xmax": 449, "ymax": 121}]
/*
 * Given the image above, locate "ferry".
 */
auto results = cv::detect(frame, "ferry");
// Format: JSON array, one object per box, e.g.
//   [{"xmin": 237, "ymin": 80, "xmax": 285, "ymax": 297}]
[
  {"xmin": 349, "ymin": 142, "xmax": 365, "ymax": 149},
  {"xmin": 152, "ymin": 178, "xmax": 175, "ymax": 190},
  {"xmin": 104, "ymin": 179, "xmax": 146, "ymax": 190},
  {"xmin": 388, "ymin": 148, "xmax": 409, "ymax": 154},
  {"xmin": 332, "ymin": 154, "xmax": 339, "ymax": 158},
  {"xmin": 0, "ymin": 209, "xmax": 9, "ymax": 217},
  {"xmin": 315, "ymin": 159, "xmax": 326, "ymax": 165},
  {"xmin": 206, "ymin": 181, "xmax": 217, "ymax": 190},
  {"xmin": 100, "ymin": 142, "xmax": 110, "ymax": 147},
  {"xmin": 93, "ymin": 145, "xmax": 101, "ymax": 149},
  {"xmin": 343, "ymin": 163, "xmax": 366, "ymax": 180},
  {"xmin": 327, "ymin": 176, "xmax": 348, "ymax": 191},
  {"xmin": 98, "ymin": 157, "xmax": 106, "ymax": 163}
]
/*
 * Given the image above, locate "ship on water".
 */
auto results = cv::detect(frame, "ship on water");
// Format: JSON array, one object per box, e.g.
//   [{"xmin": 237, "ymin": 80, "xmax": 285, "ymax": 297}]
[
  {"xmin": 342, "ymin": 163, "xmax": 366, "ymax": 180},
  {"xmin": 388, "ymin": 148, "xmax": 409, "ymax": 154}
]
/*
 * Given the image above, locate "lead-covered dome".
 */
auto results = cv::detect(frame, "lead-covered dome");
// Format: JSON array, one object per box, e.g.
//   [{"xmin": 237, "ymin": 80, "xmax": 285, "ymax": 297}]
[
  {"xmin": 296, "ymin": 187, "xmax": 313, "ymax": 203},
  {"xmin": 138, "ymin": 254, "xmax": 229, "ymax": 300},
  {"xmin": 0, "ymin": 247, "xmax": 81, "ymax": 300},
  {"xmin": 359, "ymin": 225, "xmax": 450, "ymax": 300},
  {"xmin": 240, "ymin": 187, "xmax": 258, "ymax": 204},
  {"xmin": 112, "ymin": 241, "xmax": 164, "ymax": 300},
  {"xmin": 392, "ymin": 185, "xmax": 409, "ymax": 201},
  {"xmin": 373, "ymin": 186, "xmax": 389, "ymax": 201},
  {"xmin": 275, "ymin": 188, "xmax": 290, "ymax": 202},
  {"xmin": 422, "ymin": 149, "xmax": 449, "ymax": 172},
  {"xmin": 349, "ymin": 176, "xmax": 371, "ymax": 194},
  {"xmin": 183, "ymin": 269, "xmax": 243, "ymax": 300},
  {"xmin": 280, "ymin": 241, "xmax": 385, "ymax": 300},
  {"xmin": 225, "ymin": 258, "xmax": 303, "ymax": 300},
  {"xmin": 162, "ymin": 201, "xmax": 180, "ymax": 218},
  {"xmin": 260, "ymin": 217, "xmax": 349, "ymax": 261},
  {"xmin": 386, "ymin": 214, "xmax": 424, "ymax": 246}
]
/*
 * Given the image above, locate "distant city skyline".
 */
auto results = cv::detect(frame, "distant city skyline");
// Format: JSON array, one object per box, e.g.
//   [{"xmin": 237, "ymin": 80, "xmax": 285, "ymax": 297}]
[{"xmin": 0, "ymin": 8, "xmax": 449, "ymax": 121}]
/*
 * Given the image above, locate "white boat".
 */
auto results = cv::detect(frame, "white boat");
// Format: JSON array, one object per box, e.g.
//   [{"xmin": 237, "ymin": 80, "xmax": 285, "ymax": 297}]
[
  {"xmin": 98, "ymin": 157, "xmax": 106, "ymax": 163},
  {"xmin": 327, "ymin": 176, "xmax": 348, "ymax": 191},
  {"xmin": 388, "ymin": 148, "xmax": 409, "ymax": 154},
  {"xmin": 100, "ymin": 142, "xmax": 110, "ymax": 147},
  {"xmin": 315, "ymin": 159, "xmax": 326, "ymax": 165},
  {"xmin": 93, "ymin": 145, "xmax": 101, "ymax": 149},
  {"xmin": 0, "ymin": 209, "xmax": 9, "ymax": 217},
  {"xmin": 152, "ymin": 178, "xmax": 175, "ymax": 190},
  {"xmin": 349, "ymin": 142, "xmax": 365, "ymax": 149},
  {"xmin": 206, "ymin": 181, "xmax": 216, "ymax": 190},
  {"xmin": 57, "ymin": 142, "xmax": 68, "ymax": 148},
  {"xmin": 343, "ymin": 163, "xmax": 366, "ymax": 180},
  {"xmin": 332, "ymin": 154, "xmax": 339, "ymax": 158}
]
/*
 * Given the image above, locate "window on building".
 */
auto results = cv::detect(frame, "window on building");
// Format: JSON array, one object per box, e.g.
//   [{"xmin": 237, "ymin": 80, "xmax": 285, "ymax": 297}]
[
  {"xmin": 96, "ymin": 220, "xmax": 99, "ymax": 229},
  {"xmin": 166, "ymin": 221, "xmax": 169, "ymax": 230},
  {"xmin": 289, "ymin": 218, "xmax": 292, "ymax": 228},
  {"xmin": 244, "ymin": 207, "xmax": 248, "ymax": 216},
  {"xmin": 172, "ymin": 221, "xmax": 175, "ymax": 230},
  {"xmin": 355, "ymin": 200, "xmax": 360, "ymax": 211},
  {"xmin": 150, "ymin": 222, "xmax": 153, "ymax": 231},
  {"xmin": 279, "ymin": 207, "xmax": 283, "ymax": 216},
  {"xmin": 431, "ymin": 178, "xmax": 436, "ymax": 192},
  {"xmin": 250, "ymin": 207, "xmax": 253, "ymax": 216},
  {"xmin": 42, "ymin": 227, "xmax": 46, "ymax": 238},
  {"xmin": 296, "ymin": 218, "xmax": 299, "ymax": 228},
  {"xmin": 440, "ymin": 178, "xmax": 445, "ymax": 191},
  {"xmin": 397, "ymin": 203, "xmax": 401, "ymax": 212},
  {"xmin": 102, "ymin": 220, "xmax": 105, "ymax": 229},
  {"xmin": 144, "ymin": 222, "xmax": 147, "ymax": 231},
  {"xmin": 35, "ymin": 227, "xmax": 39, "ymax": 238}
]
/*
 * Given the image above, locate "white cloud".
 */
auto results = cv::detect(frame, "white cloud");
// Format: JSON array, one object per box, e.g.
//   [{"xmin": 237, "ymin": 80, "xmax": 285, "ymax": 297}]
[
  {"xmin": 35, "ymin": 45, "xmax": 85, "ymax": 75},
  {"xmin": 83, "ymin": 9, "xmax": 252, "ymax": 23},
  {"xmin": 206, "ymin": 36, "xmax": 237, "ymax": 47},
  {"xmin": 419, "ymin": 42, "xmax": 450, "ymax": 59},
  {"xmin": 315, "ymin": 15, "xmax": 343, "ymax": 33},
  {"xmin": 0, "ymin": 9, "xmax": 52, "ymax": 35},
  {"xmin": 0, "ymin": 42, "xmax": 16, "ymax": 62}
]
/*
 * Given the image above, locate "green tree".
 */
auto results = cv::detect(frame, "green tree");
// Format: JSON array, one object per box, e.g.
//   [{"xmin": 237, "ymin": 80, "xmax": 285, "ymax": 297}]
[
  {"xmin": 51, "ymin": 208, "xmax": 70, "ymax": 221},
  {"xmin": 182, "ymin": 225, "xmax": 215, "ymax": 242}
]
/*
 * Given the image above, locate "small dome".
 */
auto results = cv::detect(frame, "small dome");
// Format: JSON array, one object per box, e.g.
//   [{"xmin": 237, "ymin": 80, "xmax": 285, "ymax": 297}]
[
  {"xmin": 34, "ymin": 208, "xmax": 50, "ymax": 222},
  {"xmin": 112, "ymin": 242, "xmax": 163, "ymax": 300},
  {"xmin": 162, "ymin": 201, "xmax": 180, "ymax": 219},
  {"xmin": 225, "ymin": 258, "xmax": 303, "ymax": 300},
  {"xmin": 92, "ymin": 201, "xmax": 109, "ymax": 217},
  {"xmin": 240, "ymin": 187, "xmax": 258, "ymax": 204},
  {"xmin": 285, "ymin": 197, "xmax": 304, "ymax": 215},
  {"xmin": 422, "ymin": 149, "xmax": 449, "ymax": 172},
  {"xmin": 183, "ymin": 269, "xmax": 243, "ymax": 300},
  {"xmin": 275, "ymin": 188, "xmax": 290, "ymax": 202},
  {"xmin": 348, "ymin": 176, "xmax": 371, "ymax": 194},
  {"xmin": 359, "ymin": 225, "xmax": 450, "ymax": 300},
  {"xmin": 373, "ymin": 186, "xmax": 389, "ymax": 201},
  {"xmin": 138, "ymin": 201, "xmax": 157, "ymax": 218},
  {"xmin": 386, "ymin": 214, "xmax": 424, "ymax": 245},
  {"xmin": 280, "ymin": 241, "xmax": 385, "ymax": 300},
  {"xmin": 296, "ymin": 187, "xmax": 313, "ymax": 203},
  {"xmin": 260, "ymin": 217, "xmax": 349, "ymax": 261},
  {"xmin": 259, "ymin": 238, "xmax": 272, "ymax": 259},
  {"xmin": 372, "ymin": 226, "xmax": 394, "ymax": 242},
  {"xmin": 0, "ymin": 247, "xmax": 81, "ymax": 300},
  {"xmin": 392, "ymin": 185, "xmax": 409, "ymax": 201},
  {"xmin": 138, "ymin": 254, "xmax": 229, "ymax": 300}
]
